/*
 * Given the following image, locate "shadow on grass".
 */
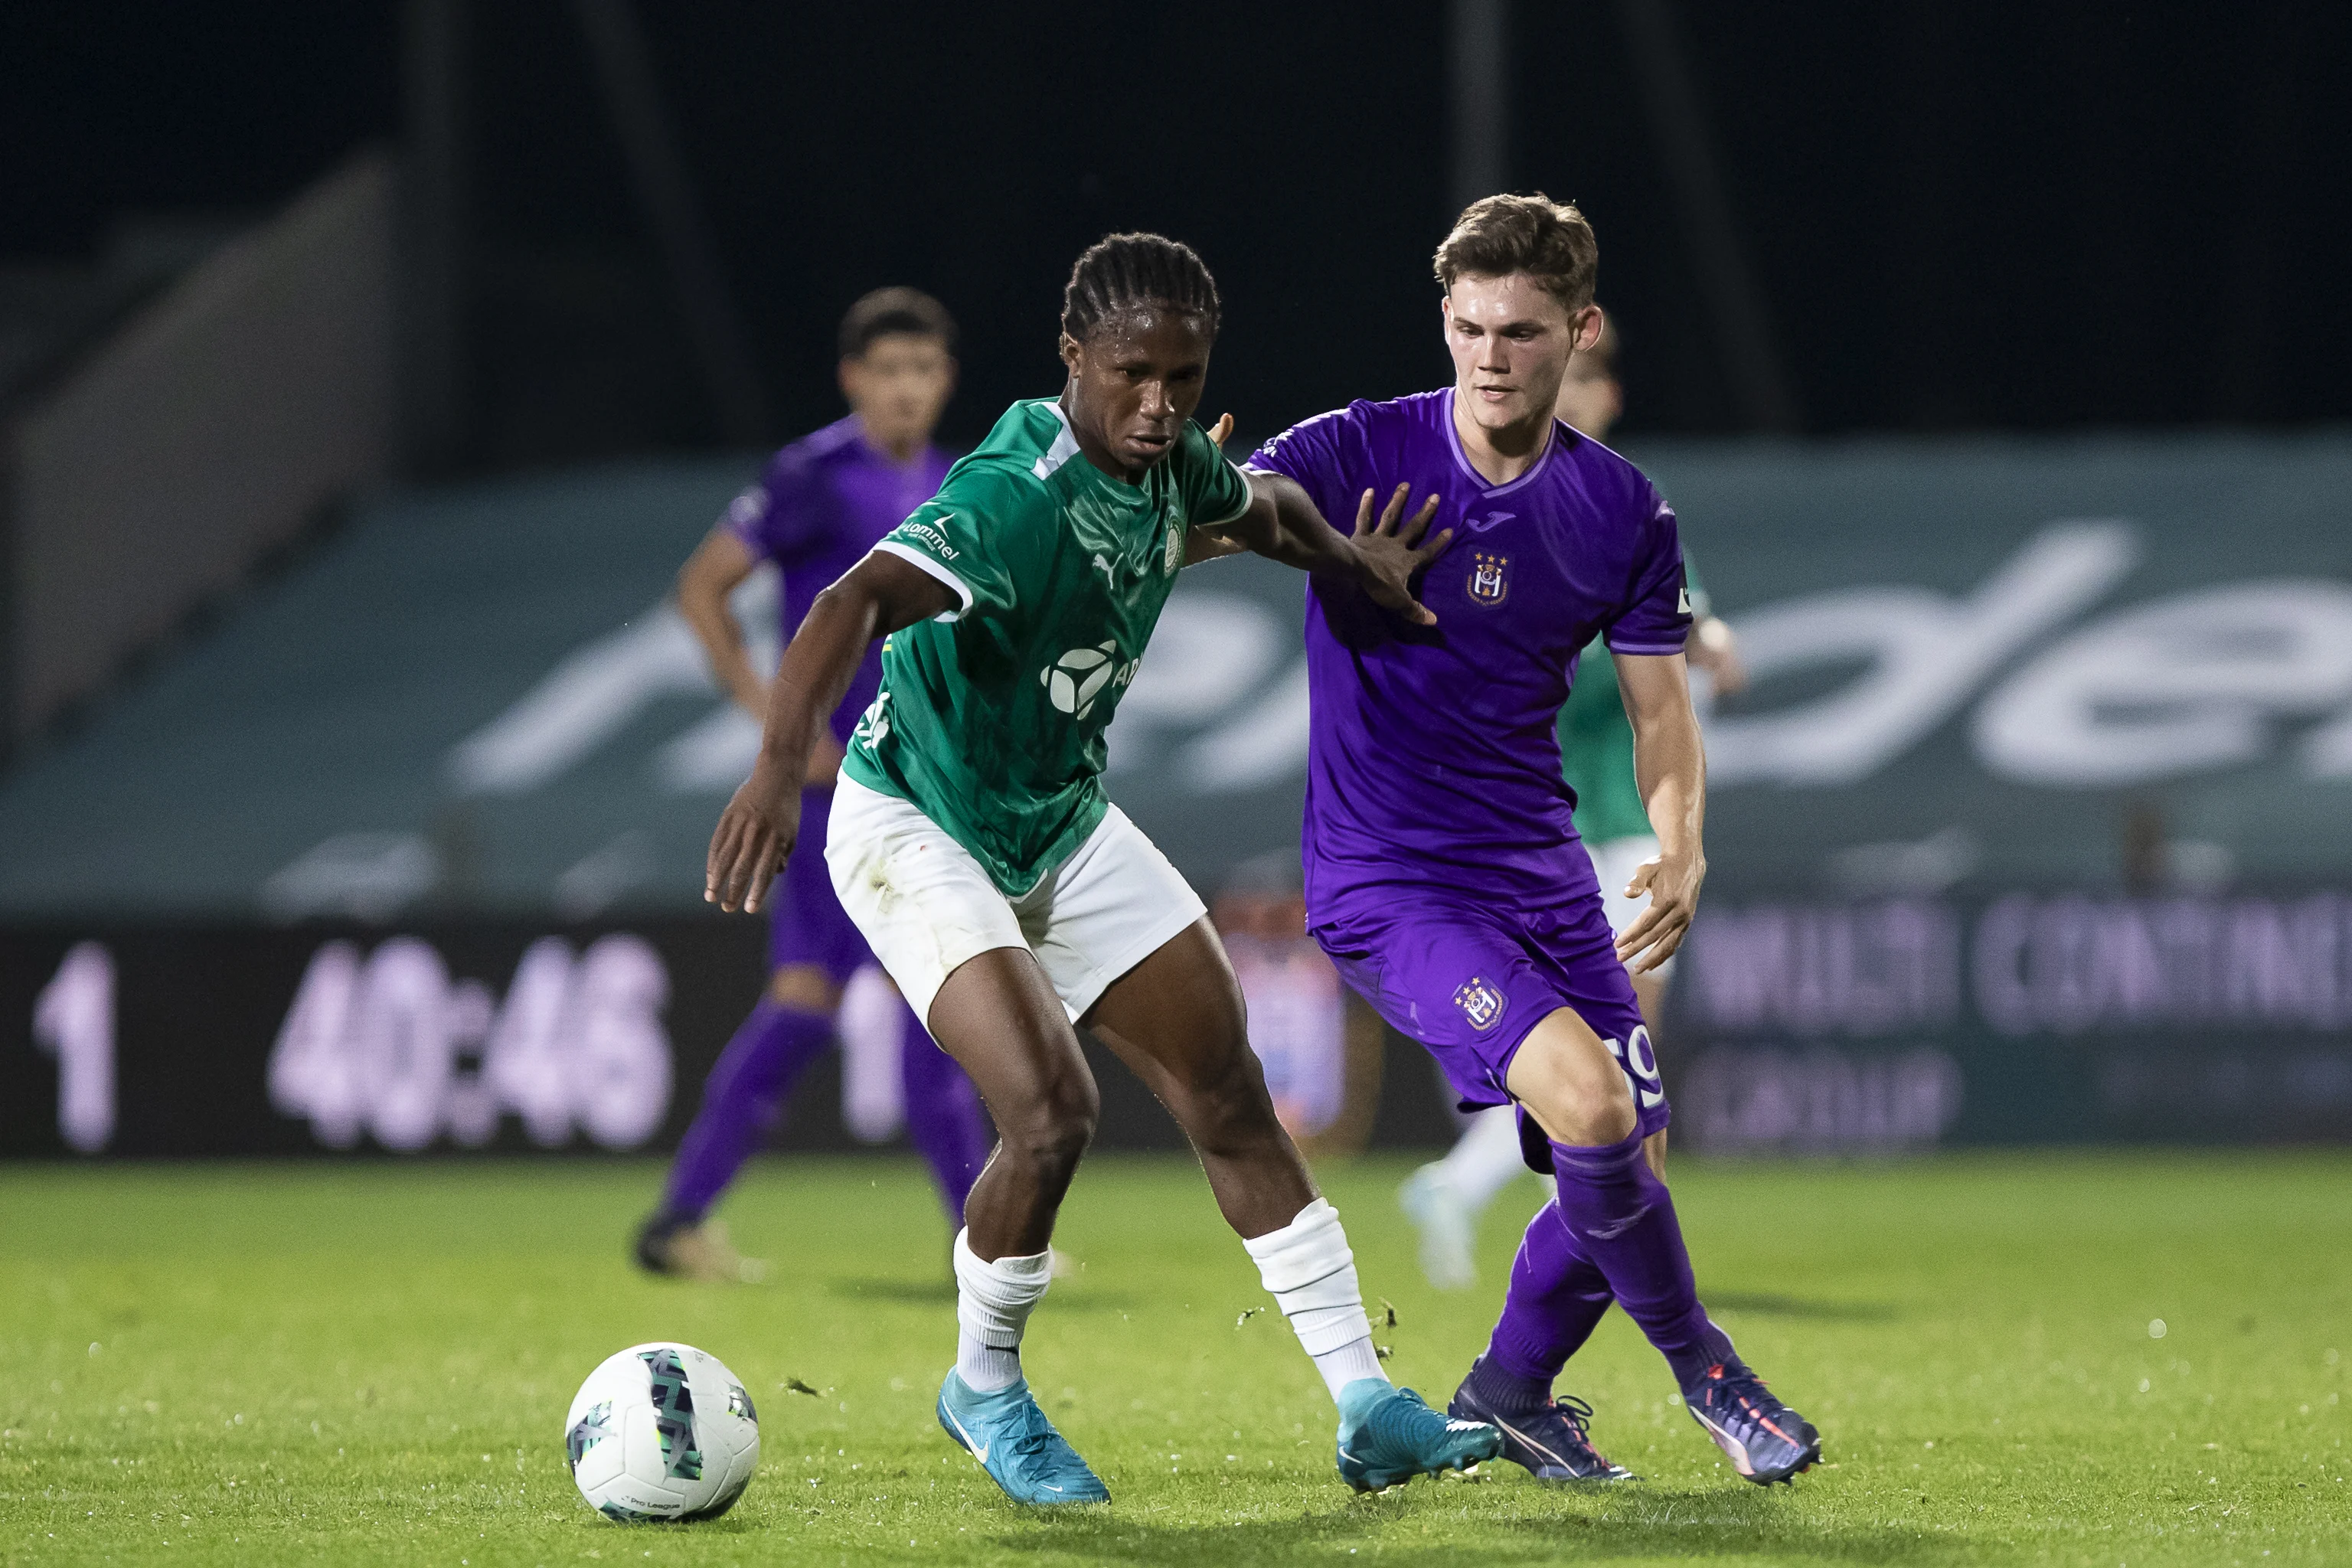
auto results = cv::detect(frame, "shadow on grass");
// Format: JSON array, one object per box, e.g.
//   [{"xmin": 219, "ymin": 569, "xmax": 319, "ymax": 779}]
[
  {"xmin": 833, "ymin": 1277, "xmax": 959, "ymax": 1305},
  {"xmin": 830, "ymin": 1277, "xmax": 1147, "ymax": 1314},
  {"xmin": 986, "ymin": 1485, "xmax": 1968, "ymax": 1566},
  {"xmin": 1707, "ymin": 1291, "xmax": 1897, "ymax": 1322}
]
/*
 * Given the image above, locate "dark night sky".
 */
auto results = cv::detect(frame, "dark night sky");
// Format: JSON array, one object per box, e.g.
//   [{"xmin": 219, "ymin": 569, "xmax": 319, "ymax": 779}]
[{"xmin": 4, "ymin": 2, "xmax": 2346, "ymax": 460}]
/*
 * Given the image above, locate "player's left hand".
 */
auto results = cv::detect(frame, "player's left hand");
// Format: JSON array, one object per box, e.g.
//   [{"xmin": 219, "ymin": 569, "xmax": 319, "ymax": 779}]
[
  {"xmin": 1616, "ymin": 849, "xmax": 1704, "ymax": 973},
  {"xmin": 1351, "ymin": 482, "xmax": 1452, "ymax": 626}
]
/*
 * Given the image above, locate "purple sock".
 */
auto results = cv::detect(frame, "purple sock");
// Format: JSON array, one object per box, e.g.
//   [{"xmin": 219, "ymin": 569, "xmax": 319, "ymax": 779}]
[
  {"xmin": 1477, "ymin": 1197, "xmax": 1618, "ymax": 1407},
  {"xmin": 1549, "ymin": 1129, "xmax": 1736, "ymax": 1390},
  {"xmin": 897, "ymin": 998, "xmax": 992, "ymax": 1224},
  {"xmin": 660, "ymin": 1000, "xmax": 834, "ymax": 1221}
]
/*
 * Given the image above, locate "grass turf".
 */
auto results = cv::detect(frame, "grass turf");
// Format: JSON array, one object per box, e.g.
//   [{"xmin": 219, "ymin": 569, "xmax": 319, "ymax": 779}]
[{"xmin": 2, "ymin": 1152, "xmax": 2347, "ymax": 1566}]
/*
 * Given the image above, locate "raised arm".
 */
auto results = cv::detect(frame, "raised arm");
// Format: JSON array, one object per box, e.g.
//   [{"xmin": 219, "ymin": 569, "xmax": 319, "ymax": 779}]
[
  {"xmin": 1611, "ymin": 651, "xmax": 1707, "ymax": 972},
  {"xmin": 1204, "ymin": 469, "xmax": 1454, "ymax": 626},
  {"xmin": 705, "ymin": 550, "xmax": 955, "ymax": 913}
]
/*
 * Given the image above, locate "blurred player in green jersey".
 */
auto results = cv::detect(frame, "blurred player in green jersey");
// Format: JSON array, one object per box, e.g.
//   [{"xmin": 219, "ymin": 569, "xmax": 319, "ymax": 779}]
[{"xmin": 1401, "ymin": 313, "xmax": 1746, "ymax": 1290}]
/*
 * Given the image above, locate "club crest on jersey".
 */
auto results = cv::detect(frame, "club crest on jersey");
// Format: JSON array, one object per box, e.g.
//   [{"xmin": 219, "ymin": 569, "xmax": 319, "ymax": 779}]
[
  {"xmin": 1468, "ymin": 551, "xmax": 1511, "ymax": 606},
  {"xmin": 1453, "ymin": 975, "xmax": 1507, "ymax": 1031}
]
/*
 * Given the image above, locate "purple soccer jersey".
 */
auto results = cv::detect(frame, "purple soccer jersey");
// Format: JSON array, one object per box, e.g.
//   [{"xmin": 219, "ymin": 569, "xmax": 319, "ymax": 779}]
[
  {"xmin": 727, "ymin": 416, "xmax": 952, "ymax": 975},
  {"xmin": 728, "ymin": 415, "xmax": 954, "ymax": 747},
  {"xmin": 1246, "ymin": 390, "xmax": 1687, "ymax": 1129}
]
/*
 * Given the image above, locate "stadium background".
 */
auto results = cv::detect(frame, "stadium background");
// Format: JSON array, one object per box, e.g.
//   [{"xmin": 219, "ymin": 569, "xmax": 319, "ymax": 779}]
[
  {"xmin": 7, "ymin": 8, "xmax": 2352, "ymax": 1566},
  {"xmin": 5, "ymin": 1, "xmax": 2350, "ymax": 1164}
]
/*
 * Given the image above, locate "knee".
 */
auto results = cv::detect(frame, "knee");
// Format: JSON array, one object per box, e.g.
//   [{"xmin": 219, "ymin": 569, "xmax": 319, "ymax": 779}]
[
  {"xmin": 1004, "ymin": 1069, "xmax": 1098, "ymax": 1175},
  {"xmin": 1513, "ymin": 1028, "xmax": 1637, "ymax": 1148},
  {"xmin": 1171, "ymin": 1035, "xmax": 1279, "ymax": 1145}
]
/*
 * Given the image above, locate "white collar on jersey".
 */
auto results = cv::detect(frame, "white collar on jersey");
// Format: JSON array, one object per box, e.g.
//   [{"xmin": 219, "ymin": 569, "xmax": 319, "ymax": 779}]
[{"xmin": 1033, "ymin": 400, "xmax": 1084, "ymax": 480}]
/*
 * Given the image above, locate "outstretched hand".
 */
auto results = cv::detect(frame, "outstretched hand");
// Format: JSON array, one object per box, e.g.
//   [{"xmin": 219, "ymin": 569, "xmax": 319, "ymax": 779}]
[
  {"xmin": 1351, "ymin": 482, "xmax": 1452, "ymax": 626},
  {"xmin": 704, "ymin": 766, "xmax": 802, "ymax": 914}
]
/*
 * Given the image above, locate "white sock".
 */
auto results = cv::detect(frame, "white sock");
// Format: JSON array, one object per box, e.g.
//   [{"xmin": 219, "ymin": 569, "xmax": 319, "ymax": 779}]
[
  {"xmin": 1438, "ymin": 1104, "xmax": 1531, "ymax": 1214},
  {"xmin": 1243, "ymin": 1198, "xmax": 1389, "ymax": 1403},
  {"xmin": 952, "ymin": 1230, "xmax": 1052, "ymax": 1393}
]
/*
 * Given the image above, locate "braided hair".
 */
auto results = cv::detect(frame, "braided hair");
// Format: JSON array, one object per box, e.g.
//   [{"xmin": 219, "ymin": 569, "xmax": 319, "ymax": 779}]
[{"xmin": 1060, "ymin": 232, "xmax": 1222, "ymax": 343}]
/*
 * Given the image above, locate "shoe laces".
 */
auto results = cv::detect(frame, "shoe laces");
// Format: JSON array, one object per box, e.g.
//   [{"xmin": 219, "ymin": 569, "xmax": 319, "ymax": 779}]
[
  {"xmin": 1548, "ymin": 1393, "xmax": 1599, "ymax": 1436},
  {"xmin": 1004, "ymin": 1403, "xmax": 1087, "ymax": 1475},
  {"xmin": 1695, "ymin": 1364, "xmax": 1795, "ymax": 1437}
]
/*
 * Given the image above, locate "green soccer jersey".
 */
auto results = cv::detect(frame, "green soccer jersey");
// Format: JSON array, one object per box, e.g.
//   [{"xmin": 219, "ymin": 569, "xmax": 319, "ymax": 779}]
[
  {"xmin": 844, "ymin": 397, "xmax": 1252, "ymax": 895},
  {"xmin": 1558, "ymin": 554, "xmax": 1710, "ymax": 844}
]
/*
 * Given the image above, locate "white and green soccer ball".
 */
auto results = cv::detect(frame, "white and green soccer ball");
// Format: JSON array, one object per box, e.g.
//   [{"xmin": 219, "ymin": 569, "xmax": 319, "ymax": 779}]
[{"xmin": 564, "ymin": 1342, "xmax": 759, "ymax": 1522}]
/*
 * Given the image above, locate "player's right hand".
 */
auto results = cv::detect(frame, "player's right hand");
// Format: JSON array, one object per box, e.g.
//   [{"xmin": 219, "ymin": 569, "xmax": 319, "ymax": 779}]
[{"xmin": 706, "ymin": 765, "xmax": 802, "ymax": 913}]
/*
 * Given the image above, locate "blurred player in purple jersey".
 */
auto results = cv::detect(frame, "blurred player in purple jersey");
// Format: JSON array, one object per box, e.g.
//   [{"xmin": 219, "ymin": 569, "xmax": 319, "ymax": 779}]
[
  {"xmin": 1403, "ymin": 313, "xmax": 1750, "ymax": 1291},
  {"xmin": 1246, "ymin": 196, "xmax": 1820, "ymax": 1485},
  {"xmin": 634, "ymin": 288, "xmax": 991, "ymax": 1281}
]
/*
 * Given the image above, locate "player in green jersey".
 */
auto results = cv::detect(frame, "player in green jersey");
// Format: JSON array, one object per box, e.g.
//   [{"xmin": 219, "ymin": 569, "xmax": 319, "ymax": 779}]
[{"xmin": 707, "ymin": 233, "xmax": 1501, "ymax": 1505}]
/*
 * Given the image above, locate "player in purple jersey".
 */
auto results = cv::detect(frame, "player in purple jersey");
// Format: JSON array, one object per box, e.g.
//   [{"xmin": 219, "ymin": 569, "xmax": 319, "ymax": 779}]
[
  {"xmin": 634, "ymin": 288, "xmax": 992, "ymax": 1281},
  {"xmin": 1246, "ymin": 196, "xmax": 1821, "ymax": 1485}
]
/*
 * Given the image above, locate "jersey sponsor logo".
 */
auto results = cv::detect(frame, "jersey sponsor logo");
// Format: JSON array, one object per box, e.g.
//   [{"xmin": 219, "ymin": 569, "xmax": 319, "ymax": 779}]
[
  {"xmin": 1039, "ymin": 640, "xmax": 1138, "ymax": 720},
  {"xmin": 1453, "ymin": 975, "xmax": 1507, "ymax": 1031},
  {"xmin": 854, "ymin": 691, "xmax": 892, "ymax": 748},
  {"xmin": 1468, "ymin": 551, "xmax": 1511, "ymax": 606},
  {"xmin": 900, "ymin": 520, "xmax": 959, "ymax": 560}
]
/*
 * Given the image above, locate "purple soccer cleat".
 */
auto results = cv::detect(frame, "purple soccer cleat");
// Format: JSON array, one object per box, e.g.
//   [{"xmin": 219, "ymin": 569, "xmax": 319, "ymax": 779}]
[
  {"xmin": 1684, "ymin": 1359, "xmax": 1821, "ymax": 1484},
  {"xmin": 1449, "ymin": 1370, "xmax": 1635, "ymax": 1483}
]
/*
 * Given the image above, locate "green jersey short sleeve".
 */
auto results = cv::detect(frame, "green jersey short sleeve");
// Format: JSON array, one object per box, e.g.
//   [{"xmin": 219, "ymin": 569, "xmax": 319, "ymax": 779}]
[{"xmin": 847, "ymin": 399, "xmax": 1249, "ymax": 896}]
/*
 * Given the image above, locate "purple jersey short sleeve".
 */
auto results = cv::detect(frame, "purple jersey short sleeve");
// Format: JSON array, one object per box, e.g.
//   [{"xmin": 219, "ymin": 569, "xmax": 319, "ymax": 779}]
[
  {"xmin": 727, "ymin": 416, "xmax": 953, "ymax": 975},
  {"xmin": 1247, "ymin": 390, "xmax": 1687, "ymax": 1134}
]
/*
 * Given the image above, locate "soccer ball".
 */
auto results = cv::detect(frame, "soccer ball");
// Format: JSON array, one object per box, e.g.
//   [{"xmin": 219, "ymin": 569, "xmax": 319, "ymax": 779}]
[
  {"xmin": 1040, "ymin": 640, "xmax": 1119, "ymax": 717},
  {"xmin": 564, "ymin": 1342, "xmax": 759, "ymax": 1522}
]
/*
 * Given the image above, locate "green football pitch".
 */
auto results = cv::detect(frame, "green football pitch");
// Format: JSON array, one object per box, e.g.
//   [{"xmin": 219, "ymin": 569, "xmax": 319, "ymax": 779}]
[{"xmin": 4, "ymin": 1152, "xmax": 2347, "ymax": 1566}]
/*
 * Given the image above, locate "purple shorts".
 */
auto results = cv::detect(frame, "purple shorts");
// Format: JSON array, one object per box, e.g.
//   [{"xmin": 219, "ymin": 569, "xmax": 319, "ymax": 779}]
[
  {"xmin": 1312, "ymin": 885, "xmax": 1670, "ymax": 1147},
  {"xmin": 769, "ymin": 786, "xmax": 873, "ymax": 986}
]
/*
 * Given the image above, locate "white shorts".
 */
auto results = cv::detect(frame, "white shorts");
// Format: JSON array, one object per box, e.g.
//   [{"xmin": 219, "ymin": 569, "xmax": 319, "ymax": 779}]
[
  {"xmin": 825, "ymin": 774, "xmax": 1208, "ymax": 1027},
  {"xmin": 1585, "ymin": 833, "xmax": 1676, "ymax": 978}
]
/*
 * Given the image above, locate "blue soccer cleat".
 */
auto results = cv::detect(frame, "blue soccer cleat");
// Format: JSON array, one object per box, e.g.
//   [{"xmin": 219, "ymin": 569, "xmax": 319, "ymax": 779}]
[
  {"xmin": 1683, "ymin": 1359, "xmax": 1821, "ymax": 1485},
  {"xmin": 1449, "ymin": 1371, "xmax": 1636, "ymax": 1482},
  {"xmin": 1334, "ymin": 1379, "xmax": 1503, "ymax": 1492},
  {"xmin": 936, "ymin": 1370, "xmax": 1109, "ymax": 1506}
]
